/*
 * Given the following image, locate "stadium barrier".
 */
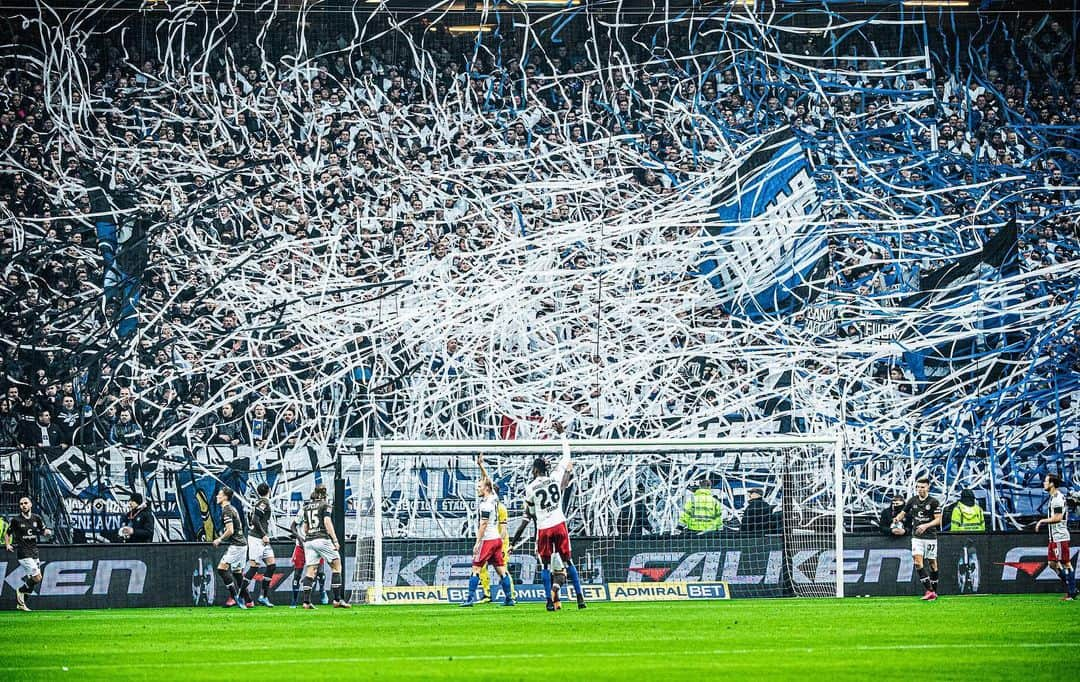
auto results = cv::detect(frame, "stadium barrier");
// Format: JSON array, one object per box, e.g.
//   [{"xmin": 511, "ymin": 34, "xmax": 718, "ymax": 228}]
[{"xmin": 1, "ymin": 533, "xmax": 1075, "ymax": 609}]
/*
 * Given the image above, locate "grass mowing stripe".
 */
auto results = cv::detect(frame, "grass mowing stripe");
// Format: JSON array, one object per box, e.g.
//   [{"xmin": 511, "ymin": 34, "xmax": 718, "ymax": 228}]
[
  {"xmin": 1, "ymin": 595, "xmax": 1074, "ymax": 679},
  {"xmin": 10, "ymin": 642, "xmax": 1078, "ymax": 673}
]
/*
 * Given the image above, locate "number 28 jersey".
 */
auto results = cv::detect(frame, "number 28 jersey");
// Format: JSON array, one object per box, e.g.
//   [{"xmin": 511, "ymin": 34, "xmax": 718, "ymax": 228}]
[{"xmin": 524, "ymin": 460, "xmax": 570, "ymax": 530}]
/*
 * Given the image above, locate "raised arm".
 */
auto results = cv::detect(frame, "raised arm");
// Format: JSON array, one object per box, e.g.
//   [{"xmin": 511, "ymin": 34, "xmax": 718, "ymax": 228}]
[{"xmin": 560, "ymin": 461, "xmax": 574, "ymax": 491}]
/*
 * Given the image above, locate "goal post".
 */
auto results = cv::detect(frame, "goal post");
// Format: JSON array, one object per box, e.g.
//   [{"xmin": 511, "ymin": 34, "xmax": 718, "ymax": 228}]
[{"xmin": 352, "ymin": 435, "xmax": 845, "ymax": 604}]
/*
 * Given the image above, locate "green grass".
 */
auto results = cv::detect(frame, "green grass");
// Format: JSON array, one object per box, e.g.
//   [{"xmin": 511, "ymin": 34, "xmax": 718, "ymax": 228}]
[{"xmin": 1, "ymin": 595, "xmax": 1076, "ymax": 680}]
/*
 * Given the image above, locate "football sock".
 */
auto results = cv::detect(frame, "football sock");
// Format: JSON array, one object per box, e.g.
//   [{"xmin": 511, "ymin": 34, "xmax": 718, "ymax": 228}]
[
  {"xmin": 499, "ymin": 574, "xmax": 512, "ymax": 601},
  {"xmin": 917, "ymin": 567, "xmax": 931, "ymax": 592},
  {"xmin": 929, "ymin": 569, "xmax": 939, "ymax": 593},
  {"xmin": 244, "ymin": 566, "xmax": 258, "ymax": 594},
  {"xmin": 292, "ymin": 571, "xmax": 302, "ymax": 604},
  {"xmin": 233, "ymin": 571, "xmax": 252, "ymax": 602},
  {"xmin": 331, "ymin": 571, "xmax": 343, "ymax": 602},
  {"xmin": 218, "ymin": 568, "xmax": 238, "ymax": 598},
  {"xmin": 567, "ymin": 563, "xmax": 584, "ymax": 600},
  {"xmin": 478, "ymin": 567, "xmax": 491, "ymax": 599},
  {"xmin": 1055, "ymin": 567, "xmax": 1068, "ymax": 588},
  {"xmin": 506, "ymin": 571, "xmax": 515, "ymax": 599},
  {"xmin": 302, "ymin": 575, "xmax": 314, "ymax": 604},
  {"xmin": 262, "ymin": 564, "xmax": 276, "ymax": 598},
  {"xmin": 1066, "ymin": 568, "xmax": 1076, "ymax": 595},
  {"xmin": 466, "ymin": 574, "xmax": 479, "ymax": 602},
  {"xmin": 541, "ymin": 567, "xmax": 553, "ymax": 601}
]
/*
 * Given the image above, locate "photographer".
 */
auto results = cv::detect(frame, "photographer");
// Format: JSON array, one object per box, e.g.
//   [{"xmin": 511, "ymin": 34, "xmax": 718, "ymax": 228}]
[
  {"xmin": 117, "ymin": 493, "xmax": 155, "ymax": 543},
  {"xmin": 1068, "ymin": 491, "xmax": 1080, "ymax": 530},
  {"xmin": 879, "ymin": 495, "xmax": 910, "ymax": 537}
]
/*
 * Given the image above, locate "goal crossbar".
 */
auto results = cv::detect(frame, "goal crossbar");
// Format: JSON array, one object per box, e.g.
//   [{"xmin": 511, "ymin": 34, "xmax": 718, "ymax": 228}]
[{"xmin": 374, "ymin": 436, "xmax": 841, "ymax": 454}]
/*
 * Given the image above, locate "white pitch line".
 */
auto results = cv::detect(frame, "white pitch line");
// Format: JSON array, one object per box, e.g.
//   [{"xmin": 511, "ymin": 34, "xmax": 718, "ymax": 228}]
[{"xmin": 8, "ymin": 642, "xmax": 1078, "ymax": 673}]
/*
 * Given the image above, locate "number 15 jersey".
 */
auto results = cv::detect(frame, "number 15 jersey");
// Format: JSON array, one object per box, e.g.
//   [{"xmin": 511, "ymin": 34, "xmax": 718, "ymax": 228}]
[{"xmin": 524, "ymin": 459, "xmax": 570, "ymax": 530}]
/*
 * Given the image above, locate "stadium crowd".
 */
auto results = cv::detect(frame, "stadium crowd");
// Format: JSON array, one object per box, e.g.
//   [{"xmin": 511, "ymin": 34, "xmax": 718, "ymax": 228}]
[{"xmin": 0, "ymin": 7, "xmax": 1076, "ymax": 465}]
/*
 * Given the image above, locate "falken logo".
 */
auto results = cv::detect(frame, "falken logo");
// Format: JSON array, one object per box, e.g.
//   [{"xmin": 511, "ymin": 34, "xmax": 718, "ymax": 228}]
[
  {"xmin": 628, "ymin": 567, "xmax": 672, "ymax": 581},
  {"xmin": 996, "ymin": 547, "xmax": 1079, "ymax": 581},
  {"xmin": 626, "ymin": 549, "xmax": 915, "ymax": 584}
]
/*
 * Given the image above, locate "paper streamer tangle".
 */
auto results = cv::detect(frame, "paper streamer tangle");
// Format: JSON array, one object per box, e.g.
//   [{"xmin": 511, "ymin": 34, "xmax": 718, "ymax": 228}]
[{"xmin": 0, "ymin": 1, "xmax": 1076, "ymax": 534}]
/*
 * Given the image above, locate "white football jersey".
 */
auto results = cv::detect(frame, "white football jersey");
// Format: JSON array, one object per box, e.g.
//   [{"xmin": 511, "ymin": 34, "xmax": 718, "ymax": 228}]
[
  {"xmin": 478, "ymin": 493, "xmax": 501, "ymax": 541},
  {"xmin": 1048, "ymin": 490, "xmax": 1070, "ymax": 542},
  {"xmin": 524, "ymin": 459, "xmax": 570, "ymax": 530}
]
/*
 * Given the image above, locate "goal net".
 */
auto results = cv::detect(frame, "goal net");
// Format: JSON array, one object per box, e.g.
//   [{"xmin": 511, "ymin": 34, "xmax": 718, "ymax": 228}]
[{"xmin": 351, "ymin": 437, "xmax": 844, "ymax": 603}]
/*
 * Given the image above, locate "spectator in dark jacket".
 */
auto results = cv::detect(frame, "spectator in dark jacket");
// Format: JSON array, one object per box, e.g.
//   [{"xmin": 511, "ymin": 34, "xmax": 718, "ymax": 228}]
[
  {"xmin": 15, "ymin": 395, "xmax": 38, "ymax": 443},
  {"xmin": 211, "ymin": 403, "xmax": 244, "ymax": 447},
  {"xmin": 117, "ymin": 492, "xmax": 155, "ymax": 542},
  {"xmin": 740, "ymin": 488, "xmax": 774, "ymax": 535},
  {"xmin": 23, "ymin": 409, "xmax": 62, "ymax": 449},
  {"xmin": 879, "ymin": 495, "xmax": 910, "ymax": 537},
  {"xmin": 275, "ymin": 407, "xmax": 301, "ymax": 448},
  {"xmin": 94, "ymin": 402, "xmax": 118, "ymax": 445},
  {"xmin": 0, "ymin": 398, "xmax": 20, "ymax": 447},
  {"xmin": 54, "ymin": 395, "xmax": 82, "ymax": 448},
  {"xmin": 186, "ymin": 394, "xmax": 218, "ymax": 444},
  {"xmin": 108, "ymin": 409, "xmax": 144, "ymax": 448},
  {"xmin": 245, "ymin": 403, "xmax": 272, "ymax": 447}
]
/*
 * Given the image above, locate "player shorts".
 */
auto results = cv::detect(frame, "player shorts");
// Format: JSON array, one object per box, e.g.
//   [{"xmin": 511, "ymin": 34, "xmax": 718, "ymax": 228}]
[
  {"xmin": 1048, "ymin": 540, "xmax": 1071, "ymax": 563},
  {"xmin": 473, "ymin": 538, "xmax": 505, "ymax": 567},
  {"xmin": 911, "ymin": 537, "xmax": 938, "ymax": 560},
  {"xmin": 247, "ymin": 537, "xmax": 275, "ymax": 564},
  {"xmin": 220, "ymin": 544, "xmax": 248, "ymax": 570},
  {"xmin": 536, "ymin": 522, "xmax": 572, "ymax": 564},
  {"xmin": 18, "ymin": 557, "xmax": 41, "ymax": 577},
  {"xmin": 304, "ymin": 538, "xmax": 339, "ymax": 566}
]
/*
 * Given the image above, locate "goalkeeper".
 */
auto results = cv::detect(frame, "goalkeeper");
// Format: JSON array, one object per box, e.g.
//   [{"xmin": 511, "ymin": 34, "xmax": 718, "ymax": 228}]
[{"xmin": 475, "ymin": 455, "xmax": 515, "ymax": 603}]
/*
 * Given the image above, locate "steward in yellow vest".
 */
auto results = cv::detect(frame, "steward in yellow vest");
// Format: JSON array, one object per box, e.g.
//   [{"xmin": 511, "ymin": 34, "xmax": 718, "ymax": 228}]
[
  {"xmin": 950, "ymin": 489, "xmax": 985, "ymax": 532},
  {"xmin": 680, "ymin": 482, "xmax": 724, "ymax": 532}
]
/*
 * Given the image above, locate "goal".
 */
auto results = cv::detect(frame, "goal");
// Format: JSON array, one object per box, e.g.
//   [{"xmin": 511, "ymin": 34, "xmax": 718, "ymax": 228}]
[{"xmin": 350, "ymin": 436, "xmax": 844, "ymax": 603}]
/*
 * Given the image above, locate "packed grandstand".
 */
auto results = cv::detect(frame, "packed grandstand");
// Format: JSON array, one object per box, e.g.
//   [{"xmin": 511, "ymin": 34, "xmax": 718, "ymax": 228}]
[{"xmin": 0, "ymin": 1, "xmax": 1076, "ymax": 542}]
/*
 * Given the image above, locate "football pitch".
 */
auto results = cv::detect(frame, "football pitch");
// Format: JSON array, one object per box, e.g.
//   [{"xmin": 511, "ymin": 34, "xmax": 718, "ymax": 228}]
[{"xmin": 1, "ymin": 594, "xmax": 1076, "ymax": 680}]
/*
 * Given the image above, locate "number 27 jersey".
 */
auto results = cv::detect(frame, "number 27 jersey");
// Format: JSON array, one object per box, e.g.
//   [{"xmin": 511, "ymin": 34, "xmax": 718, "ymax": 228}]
[{"xmin": 524, "ymin": 461, "xmax": 570, "ymax": 530}]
